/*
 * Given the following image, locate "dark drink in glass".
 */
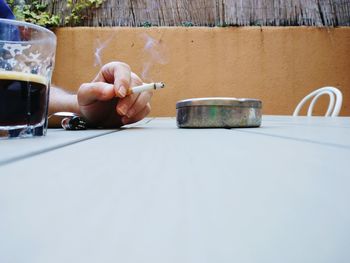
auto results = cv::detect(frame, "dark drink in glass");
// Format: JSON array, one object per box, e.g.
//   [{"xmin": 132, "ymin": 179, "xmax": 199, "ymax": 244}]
[
  {"xmin": 0, "ymin": 71, "xmax": 47, "ymax": 126},
  {"xmin": 0, "ymin": 18, "xmax": 56, "ymax": 139}
]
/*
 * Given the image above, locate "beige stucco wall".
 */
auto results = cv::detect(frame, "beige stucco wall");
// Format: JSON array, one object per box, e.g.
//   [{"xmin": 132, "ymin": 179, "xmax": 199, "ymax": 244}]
[{"xmin": 52, "ymin": 27, "xmax": 350, "ymax": 116}]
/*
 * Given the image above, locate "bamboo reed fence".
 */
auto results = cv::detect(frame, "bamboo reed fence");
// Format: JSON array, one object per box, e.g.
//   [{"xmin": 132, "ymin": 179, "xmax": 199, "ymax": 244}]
[{"xmin": 40, "ymin": 0, "xmax": 349, "ymax": 26}]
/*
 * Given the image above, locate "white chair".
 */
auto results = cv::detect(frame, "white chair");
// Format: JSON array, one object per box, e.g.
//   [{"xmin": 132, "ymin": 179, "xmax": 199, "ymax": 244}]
[{"xmin": 293, "ymin": 87, "xmax": 343, "ymax": 117}]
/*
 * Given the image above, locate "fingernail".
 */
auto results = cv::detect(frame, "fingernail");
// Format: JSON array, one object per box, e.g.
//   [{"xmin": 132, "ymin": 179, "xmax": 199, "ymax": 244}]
[
  {"xmin": 119, "ymin": 85, "xmax": 127, "ymax": 97},
  {"xmin": 118, "ymin": 105, "xmax": 128, "ymax": 116},
  {"xmin": 126, "ymin": 109, "xmax": 135, "ymax": 118}
]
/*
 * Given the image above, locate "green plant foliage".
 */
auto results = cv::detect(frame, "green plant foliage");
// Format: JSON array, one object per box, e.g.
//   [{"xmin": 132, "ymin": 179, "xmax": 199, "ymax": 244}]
[
  {"xmin": 65, "ymin": 0, "xmax": 104, "ymax": 26},
  {"xmin": 181, "ymin": 21, "xmax": 194, "ymax": 27},
  {"xmin": 141, "ymin": 21, "xmax": 152, "ymax": 27},
  {"xmin": 8, "ymin": 0, "xmax": 60, "ymax": 27},
  {"xmin": 8, "ymin": 0, "xmax": 105, "ymax": 27},
  {"xmin": 217, "ymin": 22, "xmax": 228, "ymax": 27}
]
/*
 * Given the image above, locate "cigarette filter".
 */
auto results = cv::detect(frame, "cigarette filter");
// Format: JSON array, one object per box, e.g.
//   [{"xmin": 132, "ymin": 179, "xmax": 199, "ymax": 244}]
[{"xmin": 128, "ymin": 82, "xmax": 165, "ymax": 95}]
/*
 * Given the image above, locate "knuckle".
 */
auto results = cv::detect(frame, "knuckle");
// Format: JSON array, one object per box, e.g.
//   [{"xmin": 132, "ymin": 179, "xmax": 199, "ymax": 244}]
[
  {"xmin": 101, "ymin": 62, "xmax": 112, "ymax": 71},
  {"xmin": 116, "ymin": 61, "xmax": 131, "ymax": 71},
  {"xmin": 78, "ymin": 83, "xmax": 90, "ymax": 97},
  {"xmin": 119, "ymin": 78, "xmax": 130, "ymax": 87},
  {"xmin": 131, "ymin": 72, "xmax": 143, "ymax": 85},
  {"xmin": 79, "ymin": 83, "xmax": 89, "ymax": 90},
  {"xmin": 102, "ymin": 62, "xmax": 131, "ymax": 74}
]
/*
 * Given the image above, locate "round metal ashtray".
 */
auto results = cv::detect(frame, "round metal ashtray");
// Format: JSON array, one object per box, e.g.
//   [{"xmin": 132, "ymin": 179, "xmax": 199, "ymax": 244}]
[{"xmin": 176, "ymin": 97, "xmax": 262, "ymax": 128}]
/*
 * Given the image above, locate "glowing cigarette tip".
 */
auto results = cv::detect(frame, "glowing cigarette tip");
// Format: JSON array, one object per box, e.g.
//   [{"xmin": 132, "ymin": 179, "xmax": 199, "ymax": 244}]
[{"xmin": 128, "ymin": 82, "xmax": 165, "ymax": 95}]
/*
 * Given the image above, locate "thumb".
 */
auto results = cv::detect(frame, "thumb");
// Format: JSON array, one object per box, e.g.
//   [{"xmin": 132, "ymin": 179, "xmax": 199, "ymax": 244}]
[{"xmin": 77, "ymin": 82, "xmax": 115, "ymax": 106}]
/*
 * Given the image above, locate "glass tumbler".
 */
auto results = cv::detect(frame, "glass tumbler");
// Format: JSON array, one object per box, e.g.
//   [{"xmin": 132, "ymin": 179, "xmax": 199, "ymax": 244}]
[{"xmin": 0, "ymin": 19, "xmax": 56, "ymax": 139}]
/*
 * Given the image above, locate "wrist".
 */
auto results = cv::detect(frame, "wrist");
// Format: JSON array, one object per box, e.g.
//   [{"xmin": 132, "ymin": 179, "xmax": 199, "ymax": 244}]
[{"xmin": 49, "ymin": 86, "xmax": 81, "ymax": 115}]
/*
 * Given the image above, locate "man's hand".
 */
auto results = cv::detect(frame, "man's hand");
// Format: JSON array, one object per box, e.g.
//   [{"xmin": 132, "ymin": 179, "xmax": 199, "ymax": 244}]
[{"xmin": 77, "ymin": 62, "xmax": 152, "ymax": 128}]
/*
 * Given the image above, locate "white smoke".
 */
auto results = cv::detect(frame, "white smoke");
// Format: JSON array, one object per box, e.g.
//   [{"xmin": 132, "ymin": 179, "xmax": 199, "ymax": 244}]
[
  {"xmin": 140, "ymin": 33, "xmax": 169, "ymax": 81},
  {"xmin": 92, "ymin": 33, "xmax": 168, "ymax": 82},
  {"xmin": 94, "ymin": 36, "xmax": 114, "ymax": 67}
]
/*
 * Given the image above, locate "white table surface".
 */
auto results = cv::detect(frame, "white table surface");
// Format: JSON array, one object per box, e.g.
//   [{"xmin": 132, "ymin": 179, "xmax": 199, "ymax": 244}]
[{"xmin": 0, "ymin": 116, "xmax": 349, "ymax": 263}]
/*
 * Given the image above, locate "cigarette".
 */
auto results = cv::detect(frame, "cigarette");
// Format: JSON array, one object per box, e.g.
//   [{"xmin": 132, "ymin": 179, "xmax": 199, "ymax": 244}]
[{"xmin": 127, "ymin": 82, "xmax": 165, "ymax": 95}]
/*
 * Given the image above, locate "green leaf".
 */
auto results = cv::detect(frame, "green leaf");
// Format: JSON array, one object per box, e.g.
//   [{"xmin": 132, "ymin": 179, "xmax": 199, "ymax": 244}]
[{"xmin": 10, "ymin": 0, "xmax": 105, "ymax": 27}]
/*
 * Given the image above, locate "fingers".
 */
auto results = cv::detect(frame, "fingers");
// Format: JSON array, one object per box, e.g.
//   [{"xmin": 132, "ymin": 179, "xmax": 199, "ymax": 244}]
[
  {"xmin": 130, "ymin": 72, "xmax": 143, "ymax": 85},
  {"xmin": 113, "ymin": 63, "xmax": 131, "ymax": 98},
  {"xmin": 116, "ymin": 73, "xmax": 149, "ymax": 117},
  {"xmin": 124, "ymin": 91, "xmax": 153, "ymax": 118},
  {"xmin": 77, "ymin": 82, "xmax": 115, "ymax": 106},
  {"xmin": 122, "ymin": 103, "xmax": 151, "ymax": 125},
  {"xmin": 83, "ymin": 62, "xmax": 151, "ymax": 126},
  {"xmin": 93, "ymin": 62, "xmax": 132, "ymax": 98}
]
